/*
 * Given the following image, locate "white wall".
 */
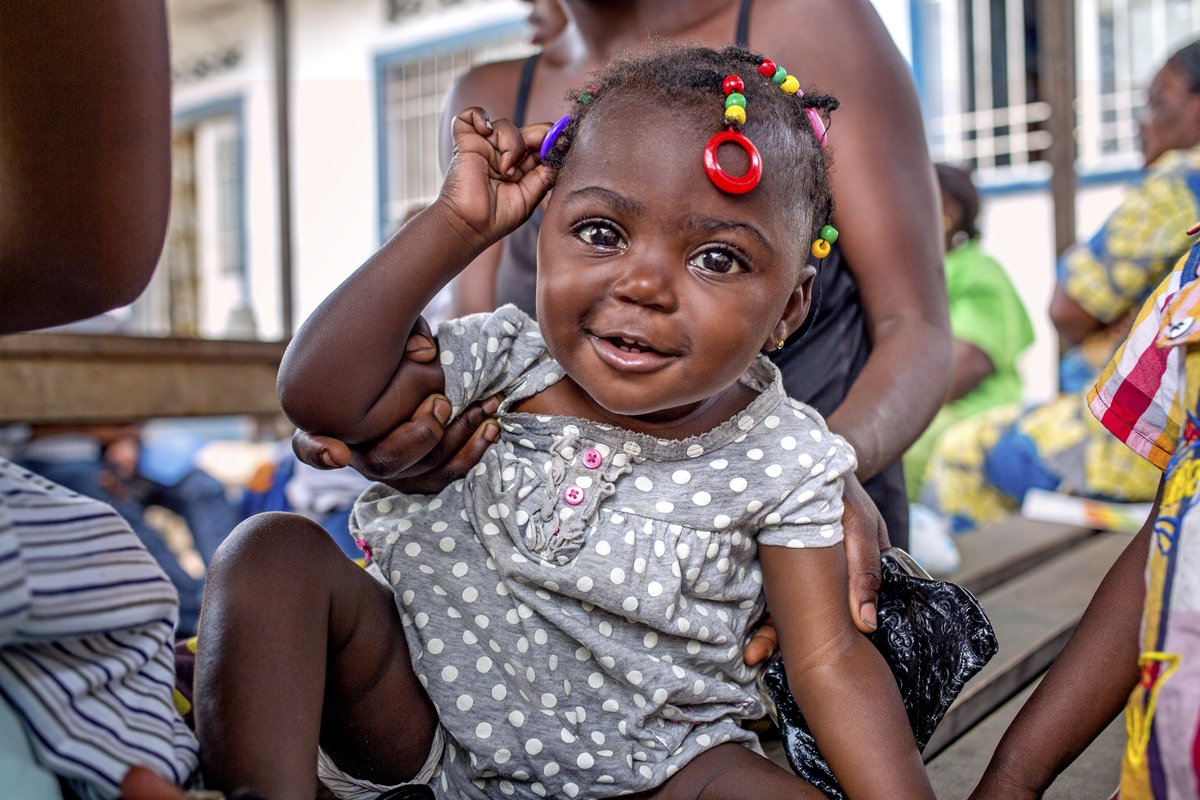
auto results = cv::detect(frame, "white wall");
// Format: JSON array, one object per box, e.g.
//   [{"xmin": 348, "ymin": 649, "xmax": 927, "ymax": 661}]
[{"xmin": 979, "ymin": 182, "xmax": 1130, "ymax": 403}]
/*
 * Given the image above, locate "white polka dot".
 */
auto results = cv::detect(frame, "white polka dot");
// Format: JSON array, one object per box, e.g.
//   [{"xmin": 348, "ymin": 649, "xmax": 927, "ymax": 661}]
[
  {"xmin": 687, "ymin": 444, "xmax": 705, "ymax": 458},
  {"xmin": 563, "ymin": 784, "xmax": 579, "ymax": 797},
  {"xmin": 439, "ymin": 537, "xmax": 455, "ymax": 553},
  {"xmin": 692, "ymin": 491, "xmax": 712, "ymax": 506},
  {"xmin": 672, "ymin": 470, "xmax": 691, "ymax": 484},
  {"xmin": 442, "ymin": 666, "xmax": 458, "ymax": 682},
  {"xmin": 577, "ymin": 576, "xmax": 594, "ymax": 592},
  {"xmin": 729, "ymin": 477, "xmax": 747, "ymax": 493},
  {"xmin": 476, "ymin": 656, "xmax": 492, "ymax": 673},
  {"xmin": 525, "ymin": 739, "xmax": 543, "ymax": 755},
  {"xmin": 623, "ymin": 596, "xmax": 639, "ymax": 612},
  {"xmin": 764, "ymin": 415, "xmax": 781, "ymax": 429},
  {"xmin": 599, "ymin": 621, "xmax": 613, "ymax": 637},
  {"xmin": 577, "ymin": 753, "xmax": 595, "ymax": 769},
  {"xmin": 627, "ymin": 670, "xmax": 643, "ymax": 685},
  {"xmin": 492, "ymin": 684, "xmax": 507, "ymax": 700},
  {"xmin": 713, "ymin": 514, "xmax": 731, "ymax": 529},
  {"xmin": 508, "ymin": 710, "xmax": 525, "ymax": 727},
  {"xmin": 634, "ymin": 476, "xmax": 653, "ymax": 492},
  {"xmin": 541, "ymin": 692, "xmax": 558, "ymax": 708},
  {"xmin": 655, "ymin": 500, "xmax": 675, "ymax": 513},
  {"xmin": 462, "ymin": 586, "xmax": 479, "ymax": 602},
  {"xmin": 811, "ymin": 463, "xmax": 826, "ymax": 476},
  {"xmin": 609, "ymin": 567, "xmax": 626, "ymax": 585},
  {"xmin": 738, "ymin": 415, "xmax": 755, "ymax": 431},
  {"xmin": 457, "ymin": 694, "xmax": 474, "ymax": 711},
  {"xmin": 427, "ymin": 638, "xmax": 445, "ymax": 655},
  {"xmin": 647, "ymin": 581, "xmax": 664, "ymax": 597},
  {"xmin": 746, "ymin": 448, "xmax": 764, "ymax": 460},
  {"xmin": 404, "ymin": 542, "xmax": 421, "ymax": 557},
  {"xmin": 494, "ymin": 747, "xmax": 511, "ymax": 763},
  {"xmin": 414, "ymin": 612, "xmax": 429, "ymax": 629},
  {"xmin": 765, "ymin": 512, "xmax": 782, "ymax": 525},
  {"xmin": 765, "ymin": 464, "xmax": 783, "ymax": 478},
  {"xmin": 746, "ymin": 500, "xmax": 763, "ymax": 513},
  {"xmin": 475, "ymin": 721, "xmax": 491, "ymax": 738},
  {"xmin": 474, "ymin": 614, "xmax": 490, "ymax": 628},
  {"xmin": 451, "ymin": 562, "xmax": 469, "ymax": 578},
  {"xmin": 811, "ymin": 429, "xmax": 824, "ymax": 442},
  {"xmin": 440, "ymin": 350, "xmax": 455, "ymax": 365},
  {"xmin": 595, "ymin": 540, "xmax": 611, "ymax": 557},
  {"xmin": 709, "ymin": 458, "xmax": 729, "ymax": 470},
  {"xmin": 634, "ymin": 556, "xmax": 647, "ymax": 573},
  {"xmin": 603, "ymin": 698, "xmax": 620, "ymax": 712}
]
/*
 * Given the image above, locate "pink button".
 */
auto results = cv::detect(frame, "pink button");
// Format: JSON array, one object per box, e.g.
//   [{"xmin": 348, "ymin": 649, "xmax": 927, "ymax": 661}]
[
  {"xmin": 581, "ymin": 448, "xmax": 604, "ymax": 469},
  {"xmin": 563, "ymin": 486, "xmax": 585, "ymax": 506}
]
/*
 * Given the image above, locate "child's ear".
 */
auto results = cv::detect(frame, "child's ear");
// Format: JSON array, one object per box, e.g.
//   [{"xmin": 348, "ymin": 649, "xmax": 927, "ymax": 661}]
[{"xmin": 763, "ymin": 265, "xmax": 817, "ymax": 351}]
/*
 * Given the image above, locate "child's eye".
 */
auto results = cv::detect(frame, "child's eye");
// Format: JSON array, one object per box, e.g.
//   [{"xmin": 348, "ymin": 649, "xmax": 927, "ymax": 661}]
[
  {"xmin": 689, "ymin": 249, "xmax": 745, "ymax": 275},
  {"xmin": 576, "ymin": 222, "xmax": 626, "ymax": 250}
]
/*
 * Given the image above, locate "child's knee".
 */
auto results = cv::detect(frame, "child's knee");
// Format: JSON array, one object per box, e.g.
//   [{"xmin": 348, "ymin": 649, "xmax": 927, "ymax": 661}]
[{"xmin": 208, "ymin": 511, "xmax": 335, "ymax": 579}]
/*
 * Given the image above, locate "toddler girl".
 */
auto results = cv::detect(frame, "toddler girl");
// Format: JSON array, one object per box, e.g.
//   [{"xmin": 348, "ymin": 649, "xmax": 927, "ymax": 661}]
[{"xmin": 195, "ymin": 44, "xmax": 933, "ymax": 800}]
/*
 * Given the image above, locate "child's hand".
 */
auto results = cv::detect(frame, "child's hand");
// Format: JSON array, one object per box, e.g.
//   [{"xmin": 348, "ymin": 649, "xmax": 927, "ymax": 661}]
[{"xmin": 437, "ymin": 107, "xmax": 553, "ymax": 248}]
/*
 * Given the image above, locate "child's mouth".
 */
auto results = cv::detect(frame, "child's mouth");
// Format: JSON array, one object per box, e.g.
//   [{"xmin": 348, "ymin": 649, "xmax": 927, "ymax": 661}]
[{"xmin": 590, "ymin": 332, "xmax": 675, "ymax": 372}]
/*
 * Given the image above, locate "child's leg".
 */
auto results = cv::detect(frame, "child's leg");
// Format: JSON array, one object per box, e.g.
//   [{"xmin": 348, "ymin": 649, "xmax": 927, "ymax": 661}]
[
  {"xmin": 641, "ymin": 744, "xmax": 826, "ymax": 800},
  {"xmin": 194, "ymin": 512, "xmax": 437, "ymax": 799}
]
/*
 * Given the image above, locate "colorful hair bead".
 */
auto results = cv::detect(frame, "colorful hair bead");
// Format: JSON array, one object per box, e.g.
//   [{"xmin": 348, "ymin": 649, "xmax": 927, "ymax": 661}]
[
  {"xmin": 722, "ymin": 74, "xmax": 745, "ymax": 94},
  {"xmin": 757, "ymin": 59, "xmax": 777, "ymax": 78},
  {"xmin": 780, "ymin": 75, "xmax": 800, "ymax": 95},
  {"xmin": 723, "ymin": 104, "xmax": 747, "ymax": 126},
  {"xmin": 811, "ymin": 224, "xmax": 838, "ymax": 259}
]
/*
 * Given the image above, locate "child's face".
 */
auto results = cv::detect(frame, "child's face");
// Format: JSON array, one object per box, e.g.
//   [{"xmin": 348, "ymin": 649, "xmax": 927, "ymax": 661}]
[{"xmin": 536, "ymin": 98, "xmax": 814, "ymax": 425}]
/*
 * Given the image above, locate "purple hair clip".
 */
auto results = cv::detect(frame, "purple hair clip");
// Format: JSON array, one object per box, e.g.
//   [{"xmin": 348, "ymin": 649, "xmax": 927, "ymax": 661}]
[{"xmin": 539, "ymin": 114, "xmax": 572, "ymax": 161}]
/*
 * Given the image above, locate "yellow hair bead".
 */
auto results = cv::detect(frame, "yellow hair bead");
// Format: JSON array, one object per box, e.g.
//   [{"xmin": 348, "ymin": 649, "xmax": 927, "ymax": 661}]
[
  {"xmin": 811, "ymin": 238, "xmax": 831, "ymax": 259},
  {"xmin": 724, "ymin": 105, "xmax": 747, "ymax": 126},
  {"xmin": 781, "ymin": 75, "xmax": 800, "ymax": 95}
]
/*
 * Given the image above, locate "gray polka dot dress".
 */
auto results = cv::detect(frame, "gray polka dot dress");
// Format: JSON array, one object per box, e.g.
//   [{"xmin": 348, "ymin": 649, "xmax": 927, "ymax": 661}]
[{"xmin": 352, "ymin": 306, "xmax": 856, "ymax": 799}]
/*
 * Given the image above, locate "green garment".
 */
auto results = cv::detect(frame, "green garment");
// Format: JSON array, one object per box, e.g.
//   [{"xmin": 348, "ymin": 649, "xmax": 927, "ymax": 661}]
[{"xmin": 905, "ymin": 240, "xmax": 1035, "ymax": 500}]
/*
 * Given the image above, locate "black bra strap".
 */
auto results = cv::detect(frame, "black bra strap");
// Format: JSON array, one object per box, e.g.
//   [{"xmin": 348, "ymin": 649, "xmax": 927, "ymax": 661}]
[
  {"xmin": 513, "ymin": 53, "xmax": 541, "ymax": 128},
  {"xmin": 735, "ymin": 0, "xmax": 754, "ymax": 46}
]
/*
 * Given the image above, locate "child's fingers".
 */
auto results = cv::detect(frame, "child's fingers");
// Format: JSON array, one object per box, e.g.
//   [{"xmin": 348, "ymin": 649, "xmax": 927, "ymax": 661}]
[
  {"xmin": 451, "ymin": 106, "xmax": 494, "ymax": 138},
  {"xmin": 490, "ymin": 117, "xmax": 528, "ymax": 177}
]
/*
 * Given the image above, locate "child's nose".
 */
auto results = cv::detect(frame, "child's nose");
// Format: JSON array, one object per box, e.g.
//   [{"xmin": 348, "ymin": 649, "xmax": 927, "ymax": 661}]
[{"xmin": 611, "ymin": 253, "xmax": 678, "ymax": 312}]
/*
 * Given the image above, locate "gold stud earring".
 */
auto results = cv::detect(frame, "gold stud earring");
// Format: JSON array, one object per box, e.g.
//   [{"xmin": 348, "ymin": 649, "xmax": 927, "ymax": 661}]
[{"xmin": 774, "ymin": 339, "xmax": 786, "ymax": 351}]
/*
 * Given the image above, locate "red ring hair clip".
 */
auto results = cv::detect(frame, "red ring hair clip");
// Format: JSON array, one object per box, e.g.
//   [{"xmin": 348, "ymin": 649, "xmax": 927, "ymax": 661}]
[{"xmin": 703, "ymin": 130, "xmax": 762, "ymax": 195}]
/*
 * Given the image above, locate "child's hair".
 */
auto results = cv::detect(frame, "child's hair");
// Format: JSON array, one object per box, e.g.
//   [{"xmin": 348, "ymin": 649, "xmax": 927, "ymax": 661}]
[
  {"xmin": 542, "ymin": 43, "xmax": 839, "ymax": 251},
  {"xmin": 934, "ymin": 162, "xmax": 981, "ymax": 243}
]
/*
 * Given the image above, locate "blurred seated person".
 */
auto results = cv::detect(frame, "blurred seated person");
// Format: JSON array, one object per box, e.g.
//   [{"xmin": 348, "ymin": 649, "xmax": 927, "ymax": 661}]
[
  {"xmin": 923, "ymin": 39, "xmax": 1200, "ymax": 533},
  {"xmin": 905, "ymin": 165, "xmax": 1033, "ymax": 573},
  {"xmin": 14, "ymin": 422, "xmax": 242, "ymax": 636}
]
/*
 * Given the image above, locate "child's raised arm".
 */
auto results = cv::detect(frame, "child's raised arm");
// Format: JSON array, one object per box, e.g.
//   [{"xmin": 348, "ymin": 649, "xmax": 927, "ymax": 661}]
[
  {"xmin": 278, "ymin": 109, "xmax": 552, "ymax": 444},
  {"xmin": 760, "ymin": 541, "xmax": 936, "ymax": 799}
]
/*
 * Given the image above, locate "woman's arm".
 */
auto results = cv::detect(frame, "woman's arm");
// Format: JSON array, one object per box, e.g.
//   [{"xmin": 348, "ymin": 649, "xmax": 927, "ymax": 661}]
[
  {"xmin": 970, "ymin": 484, "xmax": 1157, "ymax": 799},
  {"xmin": 762, "ymin": 0, "xmax": 951, "ymax": 480},
  {"xmin": 278, "ymin": 110, "xmax": 552, "ymax": 443},
  {"xmin": 760, "ymin": 541, "xmax": 935, "ymax": 799}
]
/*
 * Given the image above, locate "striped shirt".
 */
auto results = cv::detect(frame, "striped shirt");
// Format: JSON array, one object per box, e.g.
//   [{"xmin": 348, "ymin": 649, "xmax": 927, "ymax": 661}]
[
  {"xmin": 0, "ymin": 457, "xmax": 198, "ymax": 797},
  {"xmin": 1087, "ymin": 245, "xmax": 1200, "ymax": 469}
]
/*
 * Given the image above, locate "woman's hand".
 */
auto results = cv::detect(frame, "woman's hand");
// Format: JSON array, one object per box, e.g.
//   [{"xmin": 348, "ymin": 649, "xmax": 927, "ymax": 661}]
[
  {"xmin": 436, "ymin": 107, "xmax": 553, "ymax": 250},
  {"xmin": 292, "ymin": 321, "xmax": 501, "ymax": 493}
]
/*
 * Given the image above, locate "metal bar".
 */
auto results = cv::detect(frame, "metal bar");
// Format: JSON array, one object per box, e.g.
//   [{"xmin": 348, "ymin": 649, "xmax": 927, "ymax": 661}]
[
  {"xmin": 1038, "ymin": 0, "xmax": 1077, "ymax": 257},
  {"xmin": 271, "ymin": 0, "xmax": 295, "ymax": 338}
]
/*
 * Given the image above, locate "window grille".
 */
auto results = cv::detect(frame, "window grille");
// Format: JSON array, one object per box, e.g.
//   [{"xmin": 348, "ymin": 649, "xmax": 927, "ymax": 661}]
[{"xmin": 381, "ymin": 29, "xmax": 532, "ymax": 233}]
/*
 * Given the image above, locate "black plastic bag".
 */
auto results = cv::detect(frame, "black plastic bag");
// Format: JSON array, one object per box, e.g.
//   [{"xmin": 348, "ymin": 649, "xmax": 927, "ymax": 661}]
[{"xmin": 759, "ymin": 548, "xmax": 999, "ymax": 799}]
